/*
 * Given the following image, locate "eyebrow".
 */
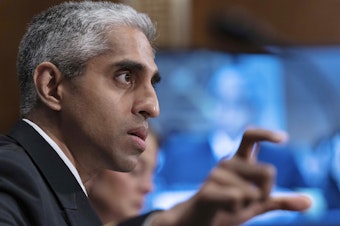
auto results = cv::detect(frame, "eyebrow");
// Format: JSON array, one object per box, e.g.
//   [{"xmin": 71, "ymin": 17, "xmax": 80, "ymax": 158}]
[
  {"xmin": 114, "ymin": 60, "xmax": 161, "ymax": 85},
  {"xmin": 115, "ymin": 60, "xmax": 143, "ymax": 71}
]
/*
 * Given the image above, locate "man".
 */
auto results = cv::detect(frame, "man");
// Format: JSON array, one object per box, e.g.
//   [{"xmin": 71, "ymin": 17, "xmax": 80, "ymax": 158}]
[{"xmin": 0, "ymin": 1, "xmax": 310, "ymax": 226}]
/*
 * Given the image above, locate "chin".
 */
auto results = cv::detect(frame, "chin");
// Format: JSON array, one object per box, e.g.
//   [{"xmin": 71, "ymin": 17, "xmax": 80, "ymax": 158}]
[
  {"xmin": 126, "ymin": 156, "xmax": 140, "ymax": 170},
  {"xmin": 111, "ymin": 165, "xmax": 135, "ymax": 173},
  {"xmin": 106, "ymin": 155, "xmax": 138, "ymax": 172}
]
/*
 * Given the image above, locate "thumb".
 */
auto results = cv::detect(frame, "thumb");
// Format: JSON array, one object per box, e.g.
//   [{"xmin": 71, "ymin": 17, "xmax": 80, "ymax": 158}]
[{"xmin": 265, "ymin": 194, "xmax": 312, "ymax": 212}]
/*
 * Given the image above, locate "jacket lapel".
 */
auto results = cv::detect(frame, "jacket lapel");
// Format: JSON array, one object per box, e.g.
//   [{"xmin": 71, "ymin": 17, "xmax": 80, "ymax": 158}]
[{"xmin": 8, "ymin": 120, "xmax": 102, "ymax": 226}]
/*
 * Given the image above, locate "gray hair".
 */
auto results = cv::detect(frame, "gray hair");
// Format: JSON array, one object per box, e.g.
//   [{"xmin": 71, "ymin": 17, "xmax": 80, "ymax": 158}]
[{"xmin": 17, "ymin": 1, "xmax": 157, "ymax": 116}]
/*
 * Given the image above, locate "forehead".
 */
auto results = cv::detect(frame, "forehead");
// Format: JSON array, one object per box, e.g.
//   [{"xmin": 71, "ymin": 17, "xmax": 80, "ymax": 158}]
[
  {"xmin": 106, "ymin": 26, "xmax": 155, "ymax": 62},
  {"xmin": 84, "ymin": 26, "xmax": 158, "ymax": 77}
]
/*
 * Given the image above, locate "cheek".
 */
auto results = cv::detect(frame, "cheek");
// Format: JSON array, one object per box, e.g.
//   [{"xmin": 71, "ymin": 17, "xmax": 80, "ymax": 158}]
[{"xmin": 67, "ymin": 91, "xmax": 121, "ymax": 137}]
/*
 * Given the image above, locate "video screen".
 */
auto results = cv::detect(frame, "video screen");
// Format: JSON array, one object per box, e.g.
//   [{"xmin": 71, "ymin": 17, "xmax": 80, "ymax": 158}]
[{"xmin": 144, "ymin": 47, "xmax": 340, "ymax": 226}]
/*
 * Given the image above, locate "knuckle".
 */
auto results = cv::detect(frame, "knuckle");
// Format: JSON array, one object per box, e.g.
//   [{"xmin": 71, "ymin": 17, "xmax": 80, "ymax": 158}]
[
  {"xmin": 219, "ymin": 158, "xmax": 238, "ymax": 169},
  {"xmin": 260, "ymin": 163, "xmax": 276, "ymax": 179}
]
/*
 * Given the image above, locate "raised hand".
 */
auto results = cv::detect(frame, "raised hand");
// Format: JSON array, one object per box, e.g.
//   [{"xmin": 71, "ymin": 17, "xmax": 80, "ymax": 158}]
[
  {"xmin": 209, "ymin": 128, "xmax": 311, "ymax": 225},
  {"xmin": 150, "ymin": 128, "xmax": 311, "ymax": 226}
]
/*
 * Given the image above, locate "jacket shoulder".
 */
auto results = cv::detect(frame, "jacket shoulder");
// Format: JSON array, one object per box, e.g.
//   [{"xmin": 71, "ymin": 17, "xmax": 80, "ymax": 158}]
[{"xmin": 0, "ymin": 134, "xmax": 68, "ymax": 225}]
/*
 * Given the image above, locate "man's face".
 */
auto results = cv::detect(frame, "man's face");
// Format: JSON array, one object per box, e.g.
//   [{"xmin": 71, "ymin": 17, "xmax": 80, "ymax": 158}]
[{"xmin": 60, "ymin": 26, "xmax": 160, "ymax": 173}]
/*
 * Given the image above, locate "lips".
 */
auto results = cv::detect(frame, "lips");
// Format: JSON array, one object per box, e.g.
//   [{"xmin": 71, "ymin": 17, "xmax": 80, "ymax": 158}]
[
  {"xmin": 128, "ymin": 127, "xmax": 148, "ymax": 141},
  {"xmin": 127, "ymin": 127, "xmax": 148, "ymax": 151}
]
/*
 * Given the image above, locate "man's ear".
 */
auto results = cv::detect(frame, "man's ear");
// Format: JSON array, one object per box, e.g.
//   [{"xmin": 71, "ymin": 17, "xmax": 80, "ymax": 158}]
[{"xmin": 33, "ymin": 62, "xmax": 64, "ymax": 111}]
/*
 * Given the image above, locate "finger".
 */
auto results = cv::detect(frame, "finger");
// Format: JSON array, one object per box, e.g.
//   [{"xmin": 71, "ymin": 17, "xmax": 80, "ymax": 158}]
[
  {"xmin": 265, "ymin": 194, "xmax": 312, "ymax": 212},
  {"xmin": 235, "ymin": 128, "xmax": 288, "ymax": 162},
  {"xmin": 207, "ymin": 163, "xmax": 262, "ymax": 202},
  {"xmin": 204, "ymin": 187, "xmax": 250, "ymax": 213},
  {"xmin": 219, "ymin": 158, "xmax": 276, "ymax": 200},
  {"xmin": 249, "ymin": 142, "xmax": 260, "ymax": 164},
  {"xmin": 227, "ymin": 194, "xmax": 312, "ymax": 225}
]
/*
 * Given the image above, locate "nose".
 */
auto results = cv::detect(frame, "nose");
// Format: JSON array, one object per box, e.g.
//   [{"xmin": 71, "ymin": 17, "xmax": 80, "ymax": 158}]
[{"xmin": 133, "ymin": 83, "xmax": 160, "ymax": 119}]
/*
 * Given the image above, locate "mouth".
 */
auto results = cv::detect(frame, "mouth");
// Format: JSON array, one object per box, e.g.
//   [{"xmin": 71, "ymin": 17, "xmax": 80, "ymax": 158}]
[
  {"xmin": 127, "ymin": 127, "xmax": 148, "ymax": 151},
  {"xmin": 128, "ymin": 127, "xmax": 148, "ymax": 141}
]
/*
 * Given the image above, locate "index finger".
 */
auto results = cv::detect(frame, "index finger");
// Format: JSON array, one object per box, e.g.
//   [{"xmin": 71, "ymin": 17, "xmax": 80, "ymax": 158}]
[{"xmin": 235, "ymin": 128, "xmax": 288, "ymax": 162}]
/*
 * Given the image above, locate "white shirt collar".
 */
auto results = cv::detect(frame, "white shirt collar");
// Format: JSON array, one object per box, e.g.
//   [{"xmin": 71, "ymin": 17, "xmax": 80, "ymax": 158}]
[{"xmin": 22, "ymin": 118, "xmax": 88, "ymax": 196}]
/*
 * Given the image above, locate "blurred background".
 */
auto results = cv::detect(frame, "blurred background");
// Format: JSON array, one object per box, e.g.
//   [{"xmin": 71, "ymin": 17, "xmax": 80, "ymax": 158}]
[{"xmin": 2, "ymin": 0, "xmax": 340, "ymax": 225}]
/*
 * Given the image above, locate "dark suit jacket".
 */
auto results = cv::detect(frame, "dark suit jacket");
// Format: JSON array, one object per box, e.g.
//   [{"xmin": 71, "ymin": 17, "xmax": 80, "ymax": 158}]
[
  {"xmin": 0, "ymin": 120, "xmax": 103, "ymax": 225},
  {"xmin": 0, "ymin": 120, "xmax": 153, "ymax": 226}
]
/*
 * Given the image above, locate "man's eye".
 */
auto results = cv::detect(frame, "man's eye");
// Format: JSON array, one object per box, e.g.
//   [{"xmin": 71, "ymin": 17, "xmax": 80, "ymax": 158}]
[{"xmin": 116, "ymin": 72, "xmax": 132, "ymax": 85}]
